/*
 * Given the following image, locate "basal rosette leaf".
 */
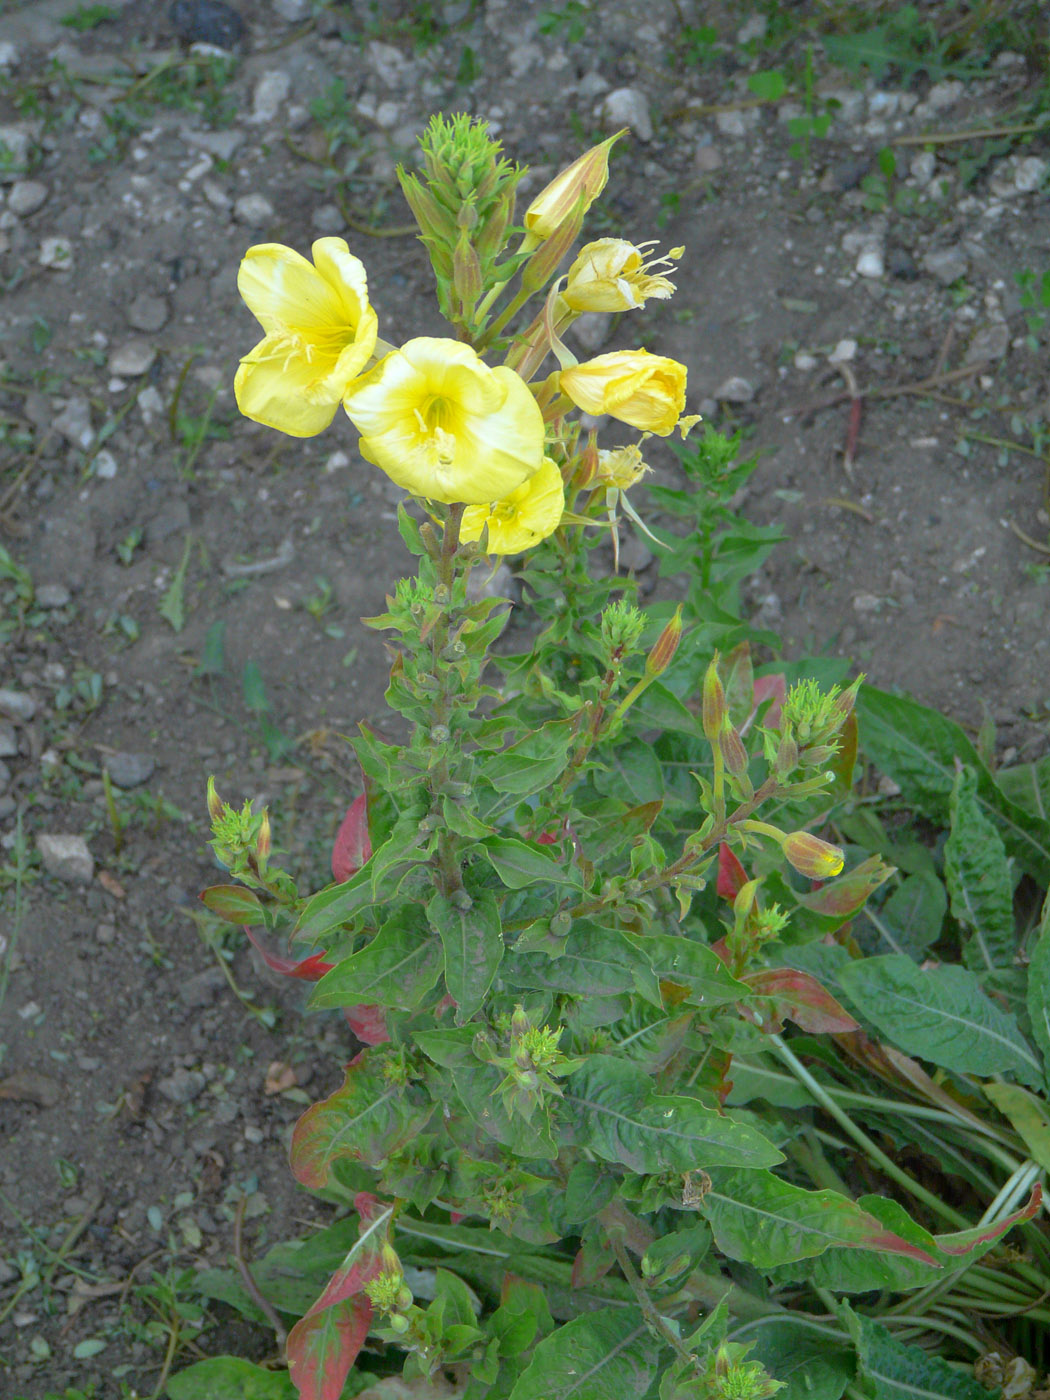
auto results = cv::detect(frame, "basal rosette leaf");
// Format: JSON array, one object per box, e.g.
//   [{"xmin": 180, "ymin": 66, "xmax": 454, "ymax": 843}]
[
  {"xmin": 563, "ymin": 1055, "xmax": 782, "ymax": 1174},
  {"xmin": 744, "ymin": 1320, "xmax": 854, "ymax": 1400},
  {"xmin": 290, "ymin": 1054, "xmax": 434, "ymax": 1188},
  {"xmin": 1027, "ymin": 892, "xmax": 1050, "ymax": 1090},
  {"xmin": 944, "ymin": 765, "xmax": 1016, "ymax": 972},
  {"xmin": 507, "ymin": 1307, "xmax": 663, "ymax": 1400},
  {"xmin": 843, "ymin": 1304, "xmax": 997, "ymax": 1400},
  {"xmin": 700, "ymin": 1168, "xmax": 938, "ymax": 1269}
]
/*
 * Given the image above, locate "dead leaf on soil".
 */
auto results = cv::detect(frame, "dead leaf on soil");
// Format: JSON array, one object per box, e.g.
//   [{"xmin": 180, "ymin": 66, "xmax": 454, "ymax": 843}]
[
  {"xmin": 0, "ymin": 1068, "xmax": 63, "ymax": 1107},
  {"xmin": 64, "ymin": 1276, "xmax": 126, "ymax": 1319},
  {"xmin": 264, "ymin": 1060, "xmax": 297, "ymax": 1095},
  {"xmin": 120, "ymin": 1067, "xmax": 153, "ymax": 1119},
  {"xmin": 97, "ymin": 870, "xmax": 126, "ymax": 898}
]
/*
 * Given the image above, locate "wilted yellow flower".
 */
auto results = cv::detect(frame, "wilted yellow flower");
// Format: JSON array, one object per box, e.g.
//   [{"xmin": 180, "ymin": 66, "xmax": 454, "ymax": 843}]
[
  {"xmin": 781, "ymin": 831, "xmax": 845, "ymax": 880},
  {"xmin": 595, "ymin": 443, "xmax": 649, "ymax": 491},
  {"xmin": 460, "ymin": 456, "xmax": 564, "ymax": 554},
  {"xmin": 561, "ymin": 350, "xmax": 687, "ymax": 436},
  {"xmin": 235, "ymin": 238, "xmax": 379, "ymax": 438},
  {"xmin": 343, "ymin": 338, "xmax": 544, "ymax": 505},
  {"xmin": 562, "ymin": 239, "xmax": 682, "ymax": 313},
  {"xmin": 523, "ymin": 131, "xmax": 624, "ymax": 243}
]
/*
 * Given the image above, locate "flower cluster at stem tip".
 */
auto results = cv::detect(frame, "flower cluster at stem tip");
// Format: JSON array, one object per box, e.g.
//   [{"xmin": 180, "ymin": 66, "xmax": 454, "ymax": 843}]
[{"xmin": 232, "ymin": 115, "xmax": 693, "ymax": 553}]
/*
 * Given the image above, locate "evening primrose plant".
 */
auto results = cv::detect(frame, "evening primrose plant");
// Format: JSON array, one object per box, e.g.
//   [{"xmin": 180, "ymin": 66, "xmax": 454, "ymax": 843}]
[{"xmin": 190, "ymin": 116, "xmax": 1050, "ymax": 1400}]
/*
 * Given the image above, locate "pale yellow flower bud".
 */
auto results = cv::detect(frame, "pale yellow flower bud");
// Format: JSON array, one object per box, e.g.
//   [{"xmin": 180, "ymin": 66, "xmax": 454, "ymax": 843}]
[
  {"xmin": 523, "ymin": 131, "xmax": 625, "ymax": 243},
  {"xmin": 781, "ymin": 832, "xmax": 845, "ymax": 880},
  {"xmin": 561, "ymin": 350, "xmax": 687, "ymax": 436},
  {"xmin": 562, "ymin": 239, "xmax": 681, "ymax": 313}
]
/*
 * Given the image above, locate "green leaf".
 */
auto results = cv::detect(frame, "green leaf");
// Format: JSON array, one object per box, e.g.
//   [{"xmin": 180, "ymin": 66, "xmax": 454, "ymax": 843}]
[
  {"xmin": 944, "ymin": 766, "xmax": 1016, "ymax": 972},
  {"xmin": 858, "ymin": 685, "xmax": 1050, "ymax": 882},
  {"xmin": 983, "ymin": 1081, "xmax": 1050, "ymax": 1171},
  {"xmin": 855, "ymin": 872, "xmax": 946, "ymax": 958},
  {"xmin": 294, "ymin": 866, "xmax": 375, "ymax": 945},
  {"xmin": 310, "ymin": 913, "xmax": 443, "ymax": 1012},
  {"xmin": 747, "ymin": 69, "xmax": 788, "ymax": 100},
  {"xmin": 429, "ymin": 889, "xmax": 504, "ymax": 1020},
  {"xmin": 701, "ymin": 1169, "xmax": 937, "ymax": 1269},
  {"xmin": 564, "ymin": 1056, "xmax": 782, "ymax": 1174},
  {"xmin": 242, "ymin": 659, "xmax": 271, "ymax": 714},
  {"xmin": 503, "ymin": 921, "xmax": 659, "ymax": 1002},
  {"xmin": 159, "ymin": 534, "xmax": 193, "ymax": 633},
  {"xmin": 507, "ymin": 1307, "xmax": 662, "ymax": 1400},
  {"xmin": 195, "ymin": 619, "xmax": 226, "ymax": 677},
  {"xmin": 481, "ymin": 836, "xmax": 581, "ymax": 890},
  {"xmin": 621, "ymin": 932, "xmax": 749, "ymax": 1006},
  {"xmin": 997, "ymin": 752, "xmax": 1050, "ymax": 822},
  {"xmin": 486, "ymin": 720, "xmax": 574, "ymax": 795},
  {"xmin": 167, "ymin": 1357, "xmax": 298, "ymax": 1399},
  {"xmin": 836, "ymin": 954, "xmax": 1043, "ymax": 1088},
  {"xmin": 289, "ymin": 1053, "xmax": 433, "ymax": 1187},
  {"xmin": 200, "ymin": 885, "xmax": 267, "ymax": 926},
  {"xmin": 745, "ymin": 1320, "xmax": 854, "ymax": 1400},
  {"xmin": 844, "ymin": 1305, "xmax": 996, "ymax": 1399},
  {"xmin": 1026, "ymin": 894, "xmax": 1050, "ymax": 1087}
]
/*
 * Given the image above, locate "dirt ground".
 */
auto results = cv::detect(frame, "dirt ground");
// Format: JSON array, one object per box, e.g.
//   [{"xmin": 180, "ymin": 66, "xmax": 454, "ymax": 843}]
[{"xmin": 1, "ymin": 0, "xmax": 1048, "ymax": 1393}]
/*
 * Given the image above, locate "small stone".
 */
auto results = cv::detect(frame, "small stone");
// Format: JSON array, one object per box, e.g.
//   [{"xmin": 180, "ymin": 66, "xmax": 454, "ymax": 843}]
[
  {"xmin": 715, "ymin": 109, "xmax": 753, "ymax": 137},
  {"xmin": 94, "ymin": 450, "xmax": 118, "ymax": 480},
  {"xmin": 127, "ymin": 293, "xmax": 169, "ymax": 332},
  {"xmin": 7, "ymin": 180, "xmax": 48, "ymax": 216},
  {"xmin": 137, "ymin": 386, "xmax": 164, "ymax": 424},
  {"xmin": 966, "ymin": 323, "xmax": 1010, "ymax": 364},
  {"xmin": 157, "ymin": 1067, "xmax": 206, "ymax": 1104},
  {"xmin": 571, "ymin": 312, "xmax": 612, "ymax": 354},
  {"xmin": 855, "ymin": 247, "xmax": 884, "ymax": 279},
  {"xmin": 0, "ymin": 125, "xmax": 30, "ymax": 174},
  {"xmin": 887, "ymin": 247, "xmax": 919, "ymax": 280},
  {"xmin": 926, "ymin": 80, "xmax": 964, "ymax": 111},
  {"xmin": 39, "ymin": 236, "xmax": 72, "ymax": 270},
  {"xmin": 853, "ymin": 593, "xmax": 883, "ymax": 614},
  {"xmin": 694, "ymin": 143, "xmax": 722, "ymax": 173},
  {"xmin": 169, "ymin": 0, "xmax": 245, "ymax": 49},
  {"xmin": 0, "ymin": 42, "xmax": 18, "ymax": 70},
  {"xmin": 828, "ymin": 339, "xmax": 857, "ymax": 364},
  {"xmin": 0, "ymin": 721, "xmax": 17, "ymax": 756},
  {"xmin": 507, "ymin": 41, "xmax": 541, "ymax": 77},
  {"xmin": 922, "ymin": 247, "xmax": 968, "ymax": 286},
  {"xmin": 0, "ymin": 759, "xmax": 10, "ymax": 793},
  {"xmin": 104, "ymin": 752, "xmax": 156, "ymax": 789},
  {"xmin": 178, "ymin": 967, "xmax": 226, "ymax": 1008},
  {"xmin": 600, "ymin": 87, "xmax": 653, "ymax": 142},
  {"xmin": 889, "ymin": 568, "xmax": 915, "ymax": 605},
  {"xmin": 108, "ymin": 339, "xmax": 156, "ymax": 377},
  {"xmin": 1014, "ymin": 156, "xmax": 1048, "ymax": 194},
  {"xmin": 324, "ymin": 449, "xmax": 350, "ymax": 473},
  {"xmin": 714, "ymin": 376, "xmax": 755, "ymax": 403},
  {"xmin": 37, "ymin": 834, "xmax": 94, "ymax": 884},
  {"xmin": 617, "ymin": 533, "xmax": 655, "ymax": 573},
  {"xmin": 737, "ymin": 13, "xmax": 767, "ymax": 43},
  {"xmin": 794, "ymin": 351, "xmax": 818, "ymax": 371},
  {"xmin": 910, "ymin": 151, "xmax": 936, "ymax": 186},
  {"xmin": 752, "ymin": 592, "xmax": 782, "ymax": 628},
  {"xmin": 311, "ymin": 203, "xmax": 343, "ymax": 234},
  {"xmin": 868, "ymin": 90, "xmax": 900, "ymax": 117},
  {"xmin": 53, "ymin": 397, "xmax": 94, "ymax": 450},
  {"xmin": 96, "ymin": 922, "xmax": 115, "ymax": 944},
  {"xmin": 274, "ymin": 0, "xmax": 311, "ymax": 18},
  {"xmin": 35, "ymin": 583, "xmax": 70, "ymax": 609},
  {"xmin": 368, "ymin": 40, "xmax": 410, "ymax": 88},
  {"xmin": 250, "ymin": 70, "xmax": 292, "ymax": 125},
  {"xmin": 823, "ymin": 156, "xmax": 871, "ymax": 193},
  {"xmin": 0, "ymin": 689, "xmax": 35, "ymax": 722},
  {"xmin": 183, "ymin": 127, "xmax": 244, "ymax": 161},
  {"xmin": 234, "ymin": 193, "xmax": 274, "ymax": 227}
]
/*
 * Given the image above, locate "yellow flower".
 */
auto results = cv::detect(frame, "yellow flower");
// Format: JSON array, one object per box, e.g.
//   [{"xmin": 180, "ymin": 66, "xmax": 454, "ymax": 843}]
[
  {"xmin": 234, "ymin": 239, "xmax": 379, "ymax": 438},
  {"xmin": 342, "ymin": 338, "xmax": 544, "ymax": 505},
  {"xmin": 595, "ymin": 443, "xmax": 649, "ymax": 491},
  {"xmin": 523, "ymin": 131, "xmax": 624, "ymax": 243},
  {"xmin": 460, "ymin": 456, "xmax": 564, "ymax": 554},
  {"xmin": 561, "ymin": 350, "xmax": 687, "ymax": 436},
  {"xmin": 562, "ymin": 239, "xmax": 682, "ymax": 313}
]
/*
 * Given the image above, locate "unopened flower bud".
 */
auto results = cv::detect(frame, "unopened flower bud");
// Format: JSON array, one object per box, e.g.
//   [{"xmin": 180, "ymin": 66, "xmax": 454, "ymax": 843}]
[
  {"xmin": 255, "ymin": 809, "xmax": 271, "ymax": 866},
  {"xmin": 387, "ymin": 1313, "xmax": 411, "ymax": 1335},
  {"xmin": 206, "ymin": 775, "xmax": 224, "ymax": 823},
  {"xmin": 702, "ymin": 656, "xmax": 726, "ymax": 741},
  {"xmin": 645, "ymin": 605, "xmax": 683, "ymax": 677},
  {"xmin": 719, "ymin": 725, "xmax": 748, "ymax": 776},
  {"xmin": 782, "ymin": 831, "xmax": 845, "ymax": 880},
  {"xmin": 523, "ymin": 130, "xmax": 625, "ymax": 243}
]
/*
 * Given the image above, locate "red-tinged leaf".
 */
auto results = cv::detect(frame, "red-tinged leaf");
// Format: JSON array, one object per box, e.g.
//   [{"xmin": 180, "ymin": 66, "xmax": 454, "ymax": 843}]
[
  {"xmin": 310, "ymin": 1196, "xmax": 393, "ymax": 1311},
  {"xmin": 344, "ymin": 1002, "xmax": 390, "ymax": 1046},
  {"xmin": 536, "ymin": 831, "xmax": 558, "ymax": 845},
  {"xmin": 287, "ymin": 1293, "xmax": 371, "ymax": 1400},
  {"xmin": 829, "ymin": 709, "xmax": 858, "ymax": 795},
  {"xmin": 290, "ymin": 1052, "xmax": 433, "ymax": 1188},
  {"xmin": 332, "ymin": 794, "xmax": 371, "ymax": 882},
  {"xmin": 710, "ymin": 936, "xmax": 731, "ymax": 965},
  {"xmin": 795, "ymin": 855, "xmax": 893, "ymax": 919},
  {"xmin": 245, "ymin": 926, "xmax": 333, "ymax": 981},
  {"xmin": 752, "ymin": 672, "xmax": 786, "ymax": 729},
  {"xmin": 716, "ymin": 844, "xmax": 749, "ymax": 901},
  {"xmin": 832, "ymin": 1030, "xmax": 990, "ymax": 1131},
  {"xmin": 200, "ymin": 884, "xmax": 266, "ymax": 925},
  {"xmin": 939, "ymin": 1185, "xmax": 1042, "ymax": 1258},
  {"xmin": 742, "ymin": 967, "xmax": 858, "ymax": 1034}
]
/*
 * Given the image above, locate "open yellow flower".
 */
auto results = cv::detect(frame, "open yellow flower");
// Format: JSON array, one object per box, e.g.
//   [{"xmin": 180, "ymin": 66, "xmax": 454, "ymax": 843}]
[
  {"xmin": 342, "ymin": 338, "xmax": 544, "ymax": 505},
  {"xmin": 595, "ymin": 443, "xmax": 649, "ymax": 490},
  {"xmin": 460, "ymin": 456, "xmax": 565, "ymax": 554},
  {"xmin": 562, "ymin": 239, "xmax": 682, "ymax": 313},
  {"xmin": 234, "ymin": 238, "xmax": 379, "ymax": 438},
  {"xmin": 560, "ymin": 350, "xmax": 687, "ymax": 436}
]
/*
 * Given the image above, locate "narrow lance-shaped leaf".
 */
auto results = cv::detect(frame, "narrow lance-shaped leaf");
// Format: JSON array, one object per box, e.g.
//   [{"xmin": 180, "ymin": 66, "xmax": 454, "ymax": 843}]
[
  {"xmin": 331, "ymin": 793, "xmax": 372, "ymax": 882},
  {"xmin": 309, "ymin": 913, "xmax": 443, "ymax": 1012},
  {"xmin": 1026, "ymin": 891, "xmax": 1050, "ymax": 1091},
  {"xmin": 836, "ymin": 953, "xmax": 1043, "ymax": 1089},
  {"xmin": 429, "ymin": 888, "xmax": 504, "ymax": 1021},
  {"xmin": 944, "ymin": 765, "xmax": 1016, "ymax": 972},
  {"xmin": 701, "ymin": 1168, "xmax": 938, "ymax": 1269},
  {"xmin": 844, "ymin": 1303, "xmax": 998, "ymax": 1400}
]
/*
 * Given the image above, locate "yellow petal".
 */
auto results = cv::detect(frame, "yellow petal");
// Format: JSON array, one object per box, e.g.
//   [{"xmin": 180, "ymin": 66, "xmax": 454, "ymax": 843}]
[
  {"xmin": 461, "ymin": 456, "xmax": 565, "ymax": 554},
  {"xmin": 237, "ymin": 243, "xmax": 347, "ymax": 335},
  {"xmin": 235, "ymin": 343, "xmax": 340, "ymax": 437}
]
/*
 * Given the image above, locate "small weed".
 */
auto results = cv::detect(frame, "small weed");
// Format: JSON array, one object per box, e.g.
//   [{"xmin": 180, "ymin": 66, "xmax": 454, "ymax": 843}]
[
  {"xmin": 59, "ymin": 4, "xmax": 120, "ymax": 30},
  {"xmin": 54, "ymin": 668, "xmax": 104, "ymax": 713},
  {"xmin": 159, "ymin": 534, "xmax": 194, "ymax": 634},
  {"xmin": 538, "ymin": 0, "xmax": 590, "ymax": 44},
  {"xmin": 786, "ymin": 48, "xmax": 833, "ymax": 167},
  {"xmin": 1017, "ymin": 267, "xmax": 1050, "ymax": 347},
  {"xmin": 304, "ymin": 575, "xmax": 335, "ymax": 622},
  {"xmin": 0, "ymin": 545, "xmax": 35, "ymax": 639},
  {"xmin": 656, "ymin": 191, "xmax": 681, "ymax": 230},
  {"xmin": 115, "ymin": 527, "xmax": 143, "ymax": 566},
  {"xmin": 674, "ymin": 23, "xmax": 720, "ymax": 68}
]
